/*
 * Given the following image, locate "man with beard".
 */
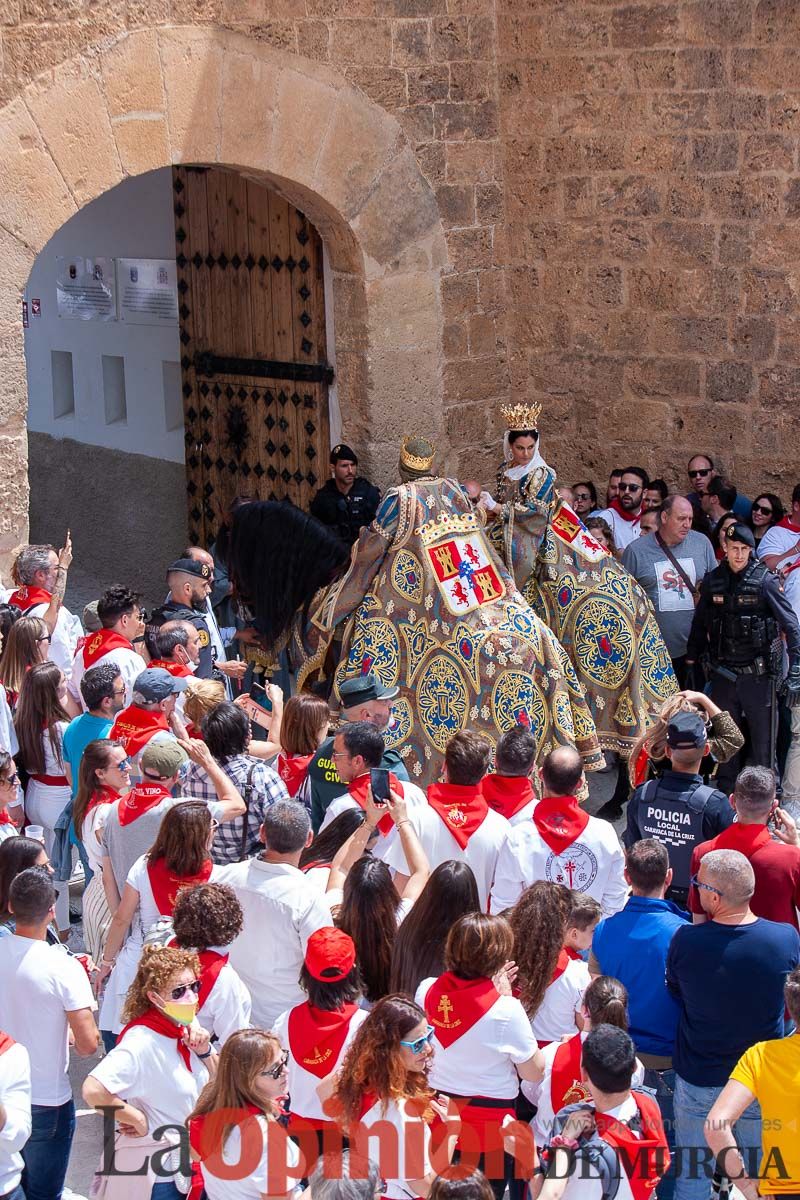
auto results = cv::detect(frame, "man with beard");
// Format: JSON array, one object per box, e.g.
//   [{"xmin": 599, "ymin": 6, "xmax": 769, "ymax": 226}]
[
  {"xmin": 149, "ymin": 558, "xmax": 219, "ymax": 679},
  {"xmin": 595, "ymin": 466, "xmax": 648, "ymax": 551}
]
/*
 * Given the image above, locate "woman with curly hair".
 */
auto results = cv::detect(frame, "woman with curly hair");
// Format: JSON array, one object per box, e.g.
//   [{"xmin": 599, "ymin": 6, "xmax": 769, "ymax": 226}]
[
  {"xmin": 83, "ymin": 944, "xmax": 216, "ymax": 1200},
  {"xmin": 390, "ymin": 861, "xmax": 481, "ymax": 996},
  {"xmin": 98, "ymin": 802, "xmax": 222, "ymax": 1037},
  {"xmin": 627, "ymin": 689, "xmax": 744, "ymax": 788},
  {"xmin": 15, "ymin": 661, "xmax": 72, "ymax": 937},
  {"xmin": 332, "ymin": 994, "xmax": 460, "ymax": 1199},
  {"xmin": 72, "ymin": 739, "xmax": 131, "ymax": 962},
  {"xmin": 189, "ymin": 1028, "xmax": 298, "ymax": 1200},
  {"xmin": 523, "ymin": 975, "xmax": 645, "ymax": 1147},
  {"xmin": 416, "ymin": 913, "xmax": 542, "ymax": 1200},
  {"xmin": 171, "ymin": 881, "xmax": 251, "ymax": 1044}
]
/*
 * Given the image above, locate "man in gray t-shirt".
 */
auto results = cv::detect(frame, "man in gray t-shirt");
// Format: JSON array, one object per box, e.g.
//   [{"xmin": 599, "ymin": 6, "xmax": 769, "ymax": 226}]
[{"xmin": 623, "ymin": 495, "xmax": 716, "ymax": 686}]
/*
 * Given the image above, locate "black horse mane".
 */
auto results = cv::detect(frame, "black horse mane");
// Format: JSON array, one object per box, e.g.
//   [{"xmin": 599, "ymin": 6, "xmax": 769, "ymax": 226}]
[{"xmin": 229, "ymin": 500, "xmax": 350, "ymax": 651}]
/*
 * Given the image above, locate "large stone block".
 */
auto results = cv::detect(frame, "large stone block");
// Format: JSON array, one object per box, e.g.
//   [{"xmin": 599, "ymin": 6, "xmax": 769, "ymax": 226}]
[
  {"xmin": 369, "ymin": 349, "xmax": 443, "ymax": 438},
  {"xmin": 101, "ymin": 29, "xmax": 164, "ymax": 117},
  {"xmin": 0, "ymin": 228, "xmax": 34, "ymax": 334},
  {"xmin": 682, "ymin": 0, "xmax": 753, "ymax": 45},
  {"xmin": 706, "ymin": 361, "xmax": 755, "ymax": 403},
  {"xmin": 367, "ymin": 272, "xmax": 441, "ymax": 349},
  {"xmin": 596, "ymin": 175, "xmax": 662, "ymax": 217},
  {"xmin": 26, "ymin": 63, "xmax": 122, "ymax": 207},
  {"xmin": 707, "ymin": 177, "xmax": 781, "ymax": 220},
  {"xmin": 391, "ymin": 19, "xmax": 430, "ymax": 66},
  {"xmin": 690, "ymin": 133, "xmax": 739, "ymax": 172},
  {"xmin": 743, "ymin": 134, "xmax": 795, "ymax": 172},
  {"xmin": 625, "ymin": 357, "xmax": 701, "ymax": 398},
  {"xmin": 270, "ymin": 69, "xmax": 339, "ymax": 191},
  {"xmin": 112, "ymin": 116, "xmax": 170, "ymax": 176},
  {"xmin": 0, "ymin": 433, "xmax": 28, "ymax": 555},
  {"xmin": 732, "ymin": 316, "xmax": 777, "ymax": 361},
  {"xmin": 352, "ymin": 146, "xmax": 443, "ymax": 272},
  {"xmin": 443, "ymin": 353, "xmax": 508, "ymax": 404},
  {"xmin": 0, "ymin": 99, "xmax": 75, "ymax": 251},
  {"xmin": 742, "ymin": 268, "xmax": 798, "ymax": 315},
  {"xmin": 220, "ymin": 50, "xmax": 277, "ymax": 171},
  {"xmin": 610, "ymin": 4, "xmax": 680, "ymax": 49},
  {"xmin": 655, "ymin": 315, "xmax": 729, "ymax": 355},
  {"xmin": 651, "ymin": 221, "xmax": 716, "ymax": 266},
  {"xmin": 158, "ymin": 29, "xmax": 224, "ymax": 162},
  {"xmin": 331, "ymin": 19, "xmax": 392, "ymax": 64},
  {"xmin": 314, "ymin": 90, "xmax": 399, "ymax": 220}
]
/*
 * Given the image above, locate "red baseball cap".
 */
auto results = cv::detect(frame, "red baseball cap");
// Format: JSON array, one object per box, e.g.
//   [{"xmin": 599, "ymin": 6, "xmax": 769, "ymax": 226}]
[{"xmin": 305, "ymin": 928, "xmax": 356, "ymax": 982}]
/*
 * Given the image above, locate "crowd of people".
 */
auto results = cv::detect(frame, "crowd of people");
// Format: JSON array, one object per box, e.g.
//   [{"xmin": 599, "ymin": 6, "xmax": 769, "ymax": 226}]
[{"xmin": 0, "ymin": 438, "xmax": 799, "ymax": 1200}]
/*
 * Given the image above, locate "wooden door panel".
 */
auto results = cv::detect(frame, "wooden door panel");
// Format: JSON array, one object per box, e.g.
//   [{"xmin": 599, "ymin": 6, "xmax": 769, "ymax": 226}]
[{"xmin": 173, "ymin": 166, "xmax": 331, "ymax": 546}]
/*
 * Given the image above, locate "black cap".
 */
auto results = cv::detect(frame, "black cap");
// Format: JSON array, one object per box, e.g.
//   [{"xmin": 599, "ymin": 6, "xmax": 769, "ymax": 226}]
[
  {"xmin": 166, "ymin": 557, "xmax": 212, "ymax": 581},
  {"xmin": 339, "ymin": 670, "xmax": 399, "ymax": 708},
  {"xmin": 724, "ymin": 522, "xmax": 755, "ymax": 549},
  {"xmin": 667, "ymin": 710, "xmax": 707, "ymax": 749},
  {"xmin": 330, "ymin": 443, "xmax": 358, "ymax": 465}
]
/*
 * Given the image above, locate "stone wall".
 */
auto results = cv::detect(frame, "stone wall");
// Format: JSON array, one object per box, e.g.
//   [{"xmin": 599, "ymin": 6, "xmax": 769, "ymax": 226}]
[{"xmin": 2, "ymin": 2, "xmax": 799, "ymax": 511}]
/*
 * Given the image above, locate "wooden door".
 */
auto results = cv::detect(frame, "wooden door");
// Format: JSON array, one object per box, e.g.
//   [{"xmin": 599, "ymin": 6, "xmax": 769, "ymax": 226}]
[{"xmin": 173, "ymin": 166, "xmax": 332, "ymax": 546}]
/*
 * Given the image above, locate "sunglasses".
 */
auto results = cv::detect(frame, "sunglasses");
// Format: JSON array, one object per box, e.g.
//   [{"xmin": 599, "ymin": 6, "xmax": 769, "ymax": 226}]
[
  {"xmin": 170, "ymin": 979, "xmax": 201, "ymax": 1001},
  {"xmin": 690, "ymin": 873, "xmax": 723, "ymax": 898},
  {"xmin": 688, "ymin": 468, "xmax": 712, "ymax": 478},
  {"xmin": 753, "ymin": 504, "xmax": 773, "ymax": 516},
  {"xmin": 0, "ymin": 772, "xmax": 19, "ymax": 787},
  {"xmin": 37, "ymin": 634, "xmax": 52, "ymax": 644},
  {"xmin": 574, "ymin": 493, "xmax": 592, "ymax": 501},
  {"xmin": 400, "ymin": 1026, "xmax": 435, "ymax": 1054},
  {"xmin": 264, "ymin": 1050, "xmax": 289, "ymax": 1079},
  {"xmin": 113, "ymin": 758, "xmax": 131, "ymax": 771},
  {"xmin": 618, "ymin": 482, "xmax": 642, "ymax": 493}
]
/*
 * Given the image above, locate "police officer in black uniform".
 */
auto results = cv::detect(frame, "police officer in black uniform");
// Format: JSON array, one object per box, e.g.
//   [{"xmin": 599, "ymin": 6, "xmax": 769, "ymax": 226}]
[
  {"xmin": 148, "ymin": 557, "xmax": 218, "ymax": 679},
  {"xmin": 686, "ymin": 522, "xmax": 800, "ymax": 791},
  {"xmin": 310, "ymin": 443, "xmax": 380, "ymax": 547}
]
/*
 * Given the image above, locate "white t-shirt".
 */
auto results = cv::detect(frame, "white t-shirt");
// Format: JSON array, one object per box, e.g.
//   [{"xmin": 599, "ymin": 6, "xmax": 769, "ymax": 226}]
[
  {"xmin": 198, "ymin": 959, "xmax": 252, "ymax": 1045},
  {"xmin": 529, "ymin": 957, "xmax": 590, "ymax": 1045},
  {"xmin": 69, "ymin": 643, "xmax": 147, "ymax": 707},
  {"xmin": 490, "ymin": 811, "xmax": 628, "ymax": 918},
  {"xmin": 0, "ymin": 936, "xmax": 96, "ymax": 1105},
  {"xmin": 89, "ymin": 1023, "xmax": 208, "ymax": 1181},
  {"xmin": 25, "ymin": 601, "xmax": 82, "ymax": 678},
  {"xmin": 200, "ymin": 1115, "xmax": 301, "ymax": 1200},
  {"xmin": 273, "ymin": 1004, "xmax": 368, "ymax": 1122},
  {"xmin": 415, "ymin": 978, "xmax": 538, "ymax": 1099},
  {"xmin": 759, "ymin": 524, "xmax": 800, "ymax": 621},
  {"xmin": 595, "ymin": 507, "xmax": 641, "ymax": 550},
  {"xmin": 0, "ymin": 684, "xmax": 18, "ymax": 756},
  {"xmin": 319, "ymin": 779, "xmax": 428, "ymax": 861},
  {"xmin": 0, "ymin": 1038, "xmax": 31, "ymax": 1196},
  {"xmin": 215, "ymin": 858, "xmax": 333, "ymax": 1029},
  {"xmin": 361, "ymin": 1096, "xmax": 432, "ymax": 1200},
  {"xmin": 384, "ymin": 804, "xmax": 511, "ymax": 910}
]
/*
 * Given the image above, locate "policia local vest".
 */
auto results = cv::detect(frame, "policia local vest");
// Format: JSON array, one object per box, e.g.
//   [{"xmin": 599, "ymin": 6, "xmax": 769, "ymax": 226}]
[{"xmin": 636, "ymin": 777, "xmax": 719, "ymax": 893}]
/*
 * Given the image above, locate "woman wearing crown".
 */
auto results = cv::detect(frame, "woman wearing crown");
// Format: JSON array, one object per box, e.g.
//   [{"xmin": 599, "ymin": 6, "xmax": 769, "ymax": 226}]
[{"xmin": 480, "ymin": 404, "xmax": 676, "ymax": 756}]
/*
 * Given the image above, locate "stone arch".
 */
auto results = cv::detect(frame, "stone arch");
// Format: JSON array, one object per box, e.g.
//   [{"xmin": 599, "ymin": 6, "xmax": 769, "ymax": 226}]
[{"xmin": 0, "ymin": 24, "xmax": 447, "ymax": 556}]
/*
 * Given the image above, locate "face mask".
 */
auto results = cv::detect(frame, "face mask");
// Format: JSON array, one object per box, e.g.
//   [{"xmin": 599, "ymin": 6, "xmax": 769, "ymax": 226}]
[{"xmin": 161, "ymin": 999, "xmax": 198, "ymax": 1027}]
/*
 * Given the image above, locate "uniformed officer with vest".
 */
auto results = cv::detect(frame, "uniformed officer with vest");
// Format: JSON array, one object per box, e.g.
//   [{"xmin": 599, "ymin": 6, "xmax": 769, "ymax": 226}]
[
  {"xmin": 307, "ymin": 671, "xmax": 410, "ymax": 831},
  {"xmin": 687, "ymin": 521, "xmax": 800, "ymax": 790},
  {"xmin": 624, "ymin": 711, "xmax": 734, "ymax": 906},
  {"xmin": 148, "ymin": 557, "xmax": 218, "ymax": 679},
  {"xmin": 310, "ymin": 443, "xmax": 381, "ymax": 547}
]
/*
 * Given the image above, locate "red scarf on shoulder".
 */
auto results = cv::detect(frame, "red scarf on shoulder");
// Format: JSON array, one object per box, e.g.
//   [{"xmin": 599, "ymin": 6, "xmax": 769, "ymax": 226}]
[
  {"xmin": 117, "ymin": 781, "xmax": 171, "ymax": 827},
  {"xmin": 119, "ymin": 1007, "xmax": 193, "ymax": 1070},
  {"xmin": 84, "ymin": 785, "xmax": 122, "ymax": 822},
  {"xmin": 550, "ymin": 945, "xmax": 582, "ymax": 984},
  {"xmin": 111, "ymin": 706, "xmax": 169, "ymax": 757},
  {"xmin": 0, "ymin": 1031, "xmax": 16, "ymax": 1054},
  {"xmin": 424, "ymin": 972, "xmax": 499, "ymax": 1048},
  {"xmin": 427, "ymin": 782, "xmax": 488, "ymax": 849},
  {"xmin": 347, "ymin": 772, "xmax": 403, "ymax": 836},
  {"xmin": 533, "ymin": 796, "xmax": 589, "ymax": 855},
  {"xmin": 7, "ymin": 586, "xmax": 51, "ymax": 612},
  {"xmin": 595, "ymin": 1093, "xmax": 670, "ymax": 1200},
  {"xmin": 277, "ymin": 751, "xmax": 315, "ymax": 799},
  {"xmin": 189, "ymin": 1103, "xmax": 263, "ymax": 1160},
  {"xmin": 481, "ymin": 773, "xmax": 534, "ymax": 821},
  {"xmin": 709, "ymin": 822, "xmax": 772, "ymax": 858},
  {"xmin": 148, "ymin": 659, "xmax": 193, "ymax": 678},
  {"xmin": 608, "ymin": 497, "xmax": 641, "ymax": 524},
  {"xmin": 146, "ymin": 856, "xmax": 213, "ymax": 916},
  {"xmin": 550, "ymin": 1033, "xmax": 590, "ymax": 1114},
  {"xmin": 83, "ymin": 629, "xmax": 133, "ymax": 669},
  {"xmin": 777, "ymin": 516, "xmax": 800, "ymax": 533},
  {"xmin": 287, "ymin": 1002, "xmax": 359, "ymax": 1079}
]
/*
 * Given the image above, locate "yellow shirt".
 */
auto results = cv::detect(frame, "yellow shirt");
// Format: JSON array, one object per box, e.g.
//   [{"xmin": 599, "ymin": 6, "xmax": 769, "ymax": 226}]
[{"xmin": 731, "ymin": 1036, "xmax": 800, "ymax": 1194}]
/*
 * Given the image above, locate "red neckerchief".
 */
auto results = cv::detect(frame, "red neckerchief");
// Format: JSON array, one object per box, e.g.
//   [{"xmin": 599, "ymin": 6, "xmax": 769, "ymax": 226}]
[
  {"xmin": 86, "ymin": 784, "xmax": 122, "ymax": 819},
  {"xmin": 147, "ymin": 659, "xmax": 193, "ymax": 678},
  {"xmin": 358, "ymin": 1090, "xmax": 380, "ymax": 1121},
  {"xmin": 608, "ymin": 497, "xmax": 641, "ymax": 524},
  {"xmin": 277, "ymin": 751, "xmax": 315, "ymax": 798},
  {"xmin": 111, "ymin": 705, "xmax": 169, "ymax": 757},
  {"xmin": 550, "ymin": 945, "xmax": 582, "ymax": 984},
  {"xmin": 189, "ymin": 1104, "xmax": 262, "ymax": 1159},
  {"xmin": 0, "ymin": 1031, "xmax": 15, "ymax": 1054},
  {"xmin": 7, "ymin": 586, "xmax": 51, "ymax": 612},
  {"xmin": 0, "ymin": 809, "xmax": 12, "ymax": 825},
  {"xmin": 146, "ymin": 856, "xmax": 213, "ymax": 916},
  {"xmin": 595, "ymin": 1093, "xmax": 670, "ymax": 1200},
  {"xmin": 427, "ymin": 782, "xmax": 488, "ymax": 850},
  {"xmin": 481, "ymin": 773, "xmax": 534, "ymax": 820},
  {"xmin": 425, "ymin": 971, "xmax": 499, "ymax": 1048},
  {"xmin": 777, "ymin": 516, "xmax": 800, "ymax": 533},
  {"xmin": 287, "ymin": 1001, "xmax": 359, "ymax": 1079},
  {"xmin": 119, "ymin": 1007, "xmax": 192, "ymax": 1070},
  {"xmin": 710, "ymin": 823, "xmax": 773, "ymax": 858},
  {"xmin": 82, "ymin": 629, "xmax": 134, "ymax": 668},
  {"xmin": 347, "ymin": 772, "xmax": 403, "ymax": 836},
  {"xmin": 533, "ymin": 796, "xmax": 590, "ymax": 855},
  {"xmin": 551, "ymin": 1033, "xmax": 590, "ymax": 1114},
  {"xmin": 633, "ymin": 748, "xmax": 650, "ymax": 788},
  {"xmin": 185, "ymin": 723, "xmax": 204, "ymax": 741},
  {"xmin": 117, "ymin": 781, "xmax": 172, "ymax": 826}
]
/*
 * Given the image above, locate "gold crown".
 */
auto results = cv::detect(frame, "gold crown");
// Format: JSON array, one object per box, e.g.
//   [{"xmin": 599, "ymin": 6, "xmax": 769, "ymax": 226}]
[
  {"xmin": 400, "ymin": 436, "xmax": 436, "ymax": 472},
  {"xmin": 417, "ymin": 509, "xmax": 480, "ymax": 546},
  {"xmin": 500, "ymin": 401, "xmax": 542, "ymax": 430}
]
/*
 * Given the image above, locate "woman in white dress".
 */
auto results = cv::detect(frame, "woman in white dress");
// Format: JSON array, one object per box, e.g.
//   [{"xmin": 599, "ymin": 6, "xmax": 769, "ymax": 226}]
[{"xmin": 14, "ymin": 661, "xmax": 71, "ymax": 937}]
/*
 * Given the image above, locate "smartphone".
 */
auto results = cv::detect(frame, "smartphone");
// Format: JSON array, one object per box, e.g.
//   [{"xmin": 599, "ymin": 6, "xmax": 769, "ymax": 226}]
[
  {"xmin": 370, "ymin": 767, "xmax": 391, "ymax": 805},
  {"xmin": 252, "ymin": 681, "xmax": 273, "ymax": 712}
]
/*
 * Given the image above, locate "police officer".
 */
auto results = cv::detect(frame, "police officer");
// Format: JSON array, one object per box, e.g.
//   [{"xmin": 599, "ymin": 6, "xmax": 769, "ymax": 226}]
[
  {"xmin": 687, "ymin": 521, "xmax": 800, "ymax": 791},
  {"xmin": 307, "ymin": 671, "xmax": 410, "ymax": 831},
  {"xmin": 624, "ymin": 711, "xmax": 734, "ymax": 906},
  {"xmin": 310, "ymin": 443, "xmax": 380, "ymax": 546},
  {"xmin": 148, "ymin": 557, "xmax": 220, "ymax": 680}
]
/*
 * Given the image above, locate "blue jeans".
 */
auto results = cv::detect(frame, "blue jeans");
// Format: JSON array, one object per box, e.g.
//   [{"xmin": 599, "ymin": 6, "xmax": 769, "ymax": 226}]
[
  {"xmin": 21, "ymin": 1098, "xmax": 76, "ymax": 1200},
  {"xmin": 0, "ymin": 1184, "xmax": 25, "ymax": 1200},
  {"xmin": 643, "ymin": 1067, "xmax": 676, "ymax": 1200},
  {"xmin": 150, "ymin": 1183, "xmax": 185, "ymax": 1200},
  {"xmin": 674, "ymin": 1075, "xmax": 761, "ymax": 1200}
]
